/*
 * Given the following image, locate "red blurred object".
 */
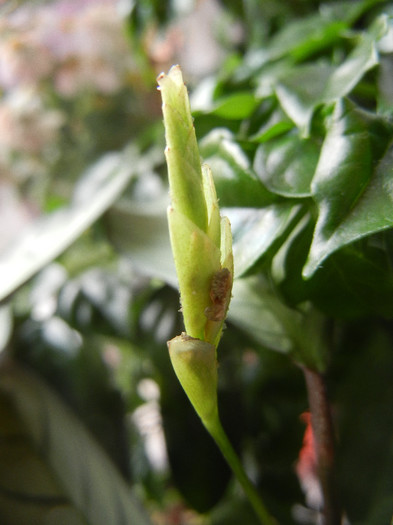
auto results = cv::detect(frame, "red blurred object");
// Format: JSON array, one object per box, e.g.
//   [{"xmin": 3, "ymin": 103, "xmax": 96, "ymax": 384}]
[{"xmin": 296, "ymin": 412, "xmax": 323, "ymax": 510}]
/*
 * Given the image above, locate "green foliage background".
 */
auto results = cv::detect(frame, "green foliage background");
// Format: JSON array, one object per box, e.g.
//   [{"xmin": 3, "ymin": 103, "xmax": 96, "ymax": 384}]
[{"xmin": 1, "ymin": 0, "xmax": 393, "ymax": 523}]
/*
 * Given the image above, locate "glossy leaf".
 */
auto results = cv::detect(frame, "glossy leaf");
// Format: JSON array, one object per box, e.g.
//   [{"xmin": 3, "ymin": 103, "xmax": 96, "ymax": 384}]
[
  {"xmin": 210, "ymin": 92, "xmax": 259, "ymax": 120},
  {"xmin": 261, "ymin": 0, "xmax": 383, "ymax": 64},
  {"xmin": 263, "ymin": 15, "xmax": 344, "ymax": 64},
  {"xmin": 271, "ymin": 214, "xmax": 315, "ymax": 305},
  {"xmin": 275, "ymin": 21, "xmax": 380, "ymax": 133},
  {"xmin": 250, "ymin": 104, "xmax": 294, "ymax": 143},
  {"xmin": 0, "ymin": 359, "xmax": 151, "ymax": 525},
  {"xmin": 273, "ymin": 218, "xmax": 393, "ymax": 319},
  {"xmin": 254, "ymin": 131, "xmax": 320, "ymax": 197},
  {"xmin": 226, "ymin": 204, "xmax": 303, "ymax": 277},
  {"xmin": 0, "ymin": 149, "xmax": 136, "ymax": 302},
  {"xmin": 191, "ymin": 83, "xmax": 259, "ymax": 120},
  {"xmin": 304, "ymin": 98, "xmax": 393, "ymax": 277},
  {"xmin": 199, "ymin": 129, "xmax": 277, "ymax": 207},
  {"xmin": 274, "ymin": 61, "xmax": 336, "ymax": 134}
]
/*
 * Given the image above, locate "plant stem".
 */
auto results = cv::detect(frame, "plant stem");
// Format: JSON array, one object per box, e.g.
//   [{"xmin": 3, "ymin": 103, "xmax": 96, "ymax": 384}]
[
  {"xmin": 204, "ymin": 416, "xmax": 277, "ymax": 525},
  {"xmin": 302, "ymin": 366, "xmax": 342, "ymax": 525}
]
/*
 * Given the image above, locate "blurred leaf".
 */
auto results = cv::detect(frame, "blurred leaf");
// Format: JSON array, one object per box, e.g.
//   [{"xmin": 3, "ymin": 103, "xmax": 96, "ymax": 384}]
[
  {"xmin": 334, "ymin": 323, "xmax": 393, "ymax": 523},
  {"xmin": 227, "ymin": 204, "xmax": 303, "ymax": 277},
  {"xmin": 228, "ymin": 277, "xmax": 328, "ymax": 370},
  {"xmin": 274, "ymin": 61, "xmax": 336, "ymax": 134},
  {"xmin": 0, "ymin": 149, "xmax": 137, "ymax": 302},
  {"xmin": 377, "ymin": 54, "xmax": 393, "ymax": 115},
  {"xmin": 161, "ymin": 383, "xmax": 233, "ymax": 513},
  {"xmin": 304, "ymin": 98, "xmax": 393, "ymax": 277},
  {"xmin": 0, "ymin": 306, "xmax": 12, "ymax": 353},
  {"xmin": 107, "ymin": 196, "xmax": 176, "ymax": 286},
  {"xmin": 200, "ymin": 129, "xmax": 277, "ymax": 207},
  {"xmin": 210, "ymin": 93, "xmax": 259, "ymax": 120},
  {"xmin": 273, "ymin": 218, "xmax": 393, "ymax": 318},
  {"xmin": 0, "ymin": 358, "xmax": 151, "ymax": 525},
  {"xmin": 249, "ymin": 104, "xmax": 294, "ymax": 143},
  {"xmin": 17, "ymin": 333, "xmax": 132, "ymax": 482},
  {"xmin": 192, "ymin": 80, "xmax": 259, "ymax": 120},
  {"xmin": 261, "ymin": 0, "xmax": 384, "ymax": 64},
  {"xmin": 266, "ymin": 15, "xmax": 345, "ymax": 64},
  {"xmin": 254, "ymin": 131, "xmax": 320, "ymax": 197},
  {"xmin": 228, "ymin": 277, "xmax": 293, "ymax": 354},
  {"xmin": 57, "ymin": 267, "xmax": 134, "ymax": 336},
  {"xmin": 128, "ymin": 0, "xmax": 173, "ymax": 40},
  {"xmin": 271, "ymin": 214, "xmax": 315, "ymax": 305},
  {"xmin": 311, "ymin": 243, "xmax": 393, "ymax": 318},
  {"xmin": 275, "ymin": 15, "xmax": 382, "ymax": 133}
]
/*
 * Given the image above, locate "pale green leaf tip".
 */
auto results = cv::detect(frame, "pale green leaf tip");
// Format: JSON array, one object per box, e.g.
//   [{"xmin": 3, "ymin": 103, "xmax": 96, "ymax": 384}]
[
  {"xmin": 157, "ymin": 64, "xmax": 182, "ymax": 89},
  {"xmin": 157, "ymin": 65, "xmax": 207, "ymax": 233}
]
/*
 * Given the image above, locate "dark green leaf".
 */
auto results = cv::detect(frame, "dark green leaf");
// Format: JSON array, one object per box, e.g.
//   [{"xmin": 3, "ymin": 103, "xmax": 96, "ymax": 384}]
[
  {"xmin": 321, "ymin": 20, "xmax": 380, "ymax": 97},
  {"xmin": 161, "ymin": 379, "xmax": 232, "ymax": 513},
  {"xmin": 254, "ymin": 131, "xmax": 320, "ymax": 197},
  {"xmin": 275, "ymin": 23, "xmax": 380, "ymax": 133},
  {"xmin": 262, "ymin": 0, "xmax": 384, "ymax": 64},
  {"xmin": 200, "ymin": 129, "xmax": 277, "ymax": 207},
  {"xmin": 304, "ymin": 98, "xmax": 393, "ymax": 277},
  {"xmin": 250, "ymin": 105, "xmax": 294, "ymax": 143},
  {"xmin": 271, "ymin": 214, "xmax": 315, "ymax": 305},
  {"xmin": 334, "ymin": 323, "xmax": 393, "ymax": 522},
  {"xmin": 210, "ymin": 92, "xmax": 259, "ymax": 119},
  {"xmin": 273, "ymin": 219, "xmax": 393, "ymax": 318},
  {"xmin": 227, "ymin": 204, "xmax": 303, "ymax": 277},
  {"xmin": 310, "ymin": 243, "xmax": 393, "ymax": 318},
  {"xmin": 264, "ymin": 15, "xmax": 345, "ymax": 63},
  {"xmin": 274, "ymin": 61, "xmax": 336, "ymax": 133},
  {"xmin": 0, "ymin": 359, "xmax": 151, "ymax": 525}
]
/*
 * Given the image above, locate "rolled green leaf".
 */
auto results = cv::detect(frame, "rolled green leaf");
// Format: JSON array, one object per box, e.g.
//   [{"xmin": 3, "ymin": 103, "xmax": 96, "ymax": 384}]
[
  {"xmin": 167, "ymin": 206, "xmax": 221, "ymax": 341},
  {"xmin": 157, "ymin": 65, "xmax": 207, "ymax": 233},
  {"xmin": 158, "ymin": 65, "xmax": 233, "ymax": 346}
]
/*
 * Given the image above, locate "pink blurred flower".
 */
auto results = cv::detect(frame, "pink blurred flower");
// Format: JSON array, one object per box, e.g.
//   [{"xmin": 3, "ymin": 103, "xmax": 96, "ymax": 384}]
[
  {"xmin": 0, "ymin": 0, "xmax": 134, "ymax": 95},
  {"xmin": 0, "ymin": 88, "xmax": 64, "ymax": 155},
  {"xmin": 50, "ymin": 3, "xmax": 131, "ymax": 96},
  {"xmin": 0, "ymin": 17, "xmax": 54, "ymax": 89}
]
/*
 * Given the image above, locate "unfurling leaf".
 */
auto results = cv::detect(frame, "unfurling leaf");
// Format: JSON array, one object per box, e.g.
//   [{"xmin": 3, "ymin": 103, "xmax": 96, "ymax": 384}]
[{"xmin": 157, "ymin": 65, "xmax": 233, "ymax": 348}]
